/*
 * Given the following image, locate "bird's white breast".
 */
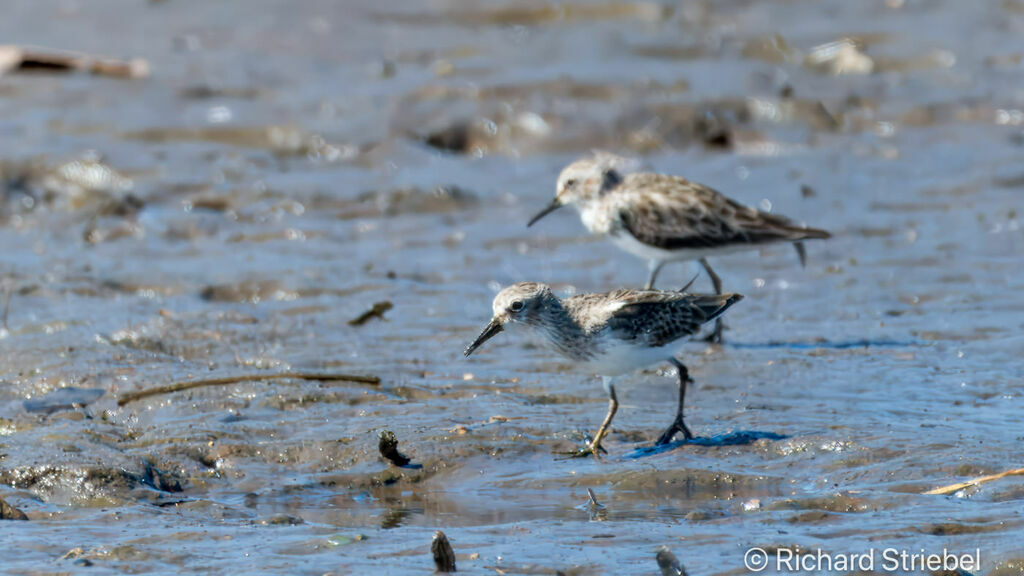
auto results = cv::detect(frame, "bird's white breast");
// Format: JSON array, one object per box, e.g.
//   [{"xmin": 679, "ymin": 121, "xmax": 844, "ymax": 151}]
[
  {"xmin": 608, "ymin": 231, "xmax": 680, "ymax": 261},
  {"xmin": 577, "ymin": 201, "xmax": 613, "ymax": 235},
  {"xmin": 576, "ymin": 332, "xmax": 674, "ymax": 376}
]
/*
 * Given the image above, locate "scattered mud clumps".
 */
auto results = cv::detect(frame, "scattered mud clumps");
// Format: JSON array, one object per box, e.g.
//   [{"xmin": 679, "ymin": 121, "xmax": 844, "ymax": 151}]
[
  {"xmin": 1, "ymin": 155, "xmax": 141, "ymax": 216},
  {"xmin": 140, "ymin": 459, "xmax": 185, "ymax": 493},
  {"xmin": 200, "ymin": 280, "xmax": 298, "ymax": 303},
  {"xmin": 0, "ymin": 497, "xmax": 28, "ymax": 520},
  {"xmin": 23, "ymin": 387, "xmax": 105, "ymax": 414},
  {"xmin": 355, "ymin": 186, "xmax": 478, "ymax": 217},
  {"xmin": 123, "ymin": 125, "xmax": 352, "ymax": 160},
  {"xmin": 378, "ymin": 430, "xmax": 412, "ymax": 467}
]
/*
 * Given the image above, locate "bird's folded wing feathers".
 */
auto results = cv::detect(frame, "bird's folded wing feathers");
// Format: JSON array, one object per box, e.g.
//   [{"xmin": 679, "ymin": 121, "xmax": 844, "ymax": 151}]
[
  {"xmin": 613, "ymin": 174, "xmax": 828, "ymax": 249},
  {"xmin": 601, "ymin": 291, "xmax": 738, "ymax": 347}
]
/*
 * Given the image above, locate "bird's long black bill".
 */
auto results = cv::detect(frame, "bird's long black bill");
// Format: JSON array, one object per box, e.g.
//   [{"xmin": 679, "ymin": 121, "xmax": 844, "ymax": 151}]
[
  {"xmin": 464, "ymin": 318, "xmax": 504, "ymax": 357},
  {"xmin": 527, "ymin": 200, "xmax": 562, "ymax": 227}
]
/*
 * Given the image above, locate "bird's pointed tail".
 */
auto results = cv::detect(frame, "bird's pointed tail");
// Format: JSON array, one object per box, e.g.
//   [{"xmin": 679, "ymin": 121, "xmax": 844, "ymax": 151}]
[{"xmin": 688, "ymin": 293, "xmax": 743, "ymax": 323}]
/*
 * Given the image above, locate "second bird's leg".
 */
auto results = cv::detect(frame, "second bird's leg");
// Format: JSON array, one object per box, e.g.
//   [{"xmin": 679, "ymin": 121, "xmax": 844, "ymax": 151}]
[
  {"xmin": 656, "ymin": 358, "xmax": 694, "ymax": 445},
  {"xmin": 645, "ymin": 261, "xmax": 665, "ymax": 290},
  {"xmin": 699, "ymin": 258, "xmax": 724, "ymax": 343},
  {"xmin": 587, "ymin": 382, "xmax": 619, "ymax": 455}
]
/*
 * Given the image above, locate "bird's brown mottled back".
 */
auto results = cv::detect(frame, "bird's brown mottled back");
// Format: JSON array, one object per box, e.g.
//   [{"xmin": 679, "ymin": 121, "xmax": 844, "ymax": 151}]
[{"xmin": 609, "ymin": 173, "xmax": 830, "ymax": 250}]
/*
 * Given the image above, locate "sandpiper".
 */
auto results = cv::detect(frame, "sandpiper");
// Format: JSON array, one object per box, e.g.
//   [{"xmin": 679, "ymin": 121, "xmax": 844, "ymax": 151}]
[
  {"xmin": 463, "ymin": 282, "xmax": 742, "ymax": 456},
  {"xmin": 528, "ymin": 153, "xmax": 829, "ymax": 342}
]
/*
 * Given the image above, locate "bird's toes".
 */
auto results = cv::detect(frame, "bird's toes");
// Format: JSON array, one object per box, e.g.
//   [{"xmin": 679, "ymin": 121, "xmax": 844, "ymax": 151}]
[
  {"xmin": 656, "ymin": 421, "xmax": 694, "ymax": 445},
  {"xmin": 655, "ymin": 429, "xmax": 676, "ymax": 445},
  {"xmin": 555, "ymin": 445, "xmax": 600, "ymax": 459}
]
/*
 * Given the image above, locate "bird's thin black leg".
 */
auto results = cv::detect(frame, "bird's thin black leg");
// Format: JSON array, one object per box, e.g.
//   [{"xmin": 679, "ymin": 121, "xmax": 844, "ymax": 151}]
[
  {"xmin": 699, "ymin": 258, "xmax": 724, "ymax": 343},
  {"xmin": 656, "ymin": 358, "xmax": 694, "ymax": 445},
  {"xmin": 645, "ymin": 261, "xmax": 665, "ymax": 290}
]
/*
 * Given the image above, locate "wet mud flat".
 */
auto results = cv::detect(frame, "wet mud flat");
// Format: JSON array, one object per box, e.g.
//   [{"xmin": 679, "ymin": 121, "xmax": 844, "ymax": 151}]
[{"xmin": 1, "ymin": 0, "xmax": 1023, "ymax": 574}]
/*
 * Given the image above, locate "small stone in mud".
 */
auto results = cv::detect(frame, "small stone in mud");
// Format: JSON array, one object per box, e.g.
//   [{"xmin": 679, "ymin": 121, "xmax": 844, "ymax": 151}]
[
  {"xmin": 431, "ymin": 530, "xmax": 456, "ymax": 572},
  {"xmin": 141, "ymin": 460, "xmax": 185, "ymax": 493},
  {"xmin": 788, "ymin": 510, "xmax": 834, "ymax": 524},
  {"xmin": 377, "ymin": 430, "xmax": 411, "ymax": 467},
  {"xmin": 259, "ymin": 514, "xmax": 304, "ymax": 526},
  {"xmin": 424, "ymin": 122, "xmax": 472, "ymax": 153},
  {"xmin": 655, "ymin": 546, "xmax": 687, "ymax": 576},
  {"xmin": 694, "ymin": 114, "xmax": 733, "ymax": 149},
  {"xmin": 348, "ymin": 301, "xmax": 393, "ymax": 326},
  {"xmin": 0, "ymin": 497, "xmax": 28, "ymax": 520}
]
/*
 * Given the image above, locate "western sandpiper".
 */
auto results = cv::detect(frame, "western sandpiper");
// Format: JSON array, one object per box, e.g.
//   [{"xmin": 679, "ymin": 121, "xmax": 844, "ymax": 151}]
[
  {"xmin": 528, "ymin": 153, "xmax": 829, "ymax": 342},
  {"xmin": 463, "ymin": 282, "xmax": 742, "ymax": 456}
]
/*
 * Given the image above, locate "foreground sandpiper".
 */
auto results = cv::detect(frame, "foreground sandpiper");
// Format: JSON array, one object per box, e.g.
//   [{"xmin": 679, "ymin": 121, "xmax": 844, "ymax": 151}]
[
  {"xmin": 528, "ymin": 153, "xmax": 829, "ymax": 342},
  {"xmin": 464, "ymin": 282, "xmax": 742, "ymax": 456}
]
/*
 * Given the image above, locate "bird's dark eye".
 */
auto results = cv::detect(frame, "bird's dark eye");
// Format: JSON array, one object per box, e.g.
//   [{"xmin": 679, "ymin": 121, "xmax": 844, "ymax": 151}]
[
  {"xmin": 510, "ymin": 300, "xmax": 524, "ymax": 312},
  {"xmin": 564, "ymin": 179, "xmax": 576, "ymax": 188},
  {"xmin": 602, "ymin": 169, "xmax": 622, "ymax": 188}
]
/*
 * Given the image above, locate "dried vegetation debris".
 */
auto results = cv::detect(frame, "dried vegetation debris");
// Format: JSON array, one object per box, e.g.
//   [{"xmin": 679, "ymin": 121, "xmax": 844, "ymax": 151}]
[
  {"xmin": 0, "ymin": 155, "xmax": 141, "ymax": 216},
  {"xmin": 0, "ymin": 45, "xmax": 148, "ymax": 78},
  {"xmin": 348, "ymin": 301, "xmax": 393, "ymax": 326},
  {"xmin": 374, "ymin": 2, "xmax": 672, "ymax": 27},
  {"xmin": 405, "ymin": 91, "xmax": 846, "ymax": 157}
]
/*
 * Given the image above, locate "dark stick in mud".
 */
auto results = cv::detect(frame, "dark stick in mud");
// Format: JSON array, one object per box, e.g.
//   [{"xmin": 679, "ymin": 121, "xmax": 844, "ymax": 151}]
[
  {"xmin": 117, "ymin": 372, "xmax": 380, "ymax": 406},
  {"xmin": 348, "ymin": 301, "xmax": 394, "ymax": 326},
  {"xmin": 1, "ymin": 279, "xmax": 11, "ymax": 332},
  {"xmin": 655, "ymin": 546, "xmax": 687, "ymax": 576},
  {"xmin": 378, "ymin": 430, "xmax": 412, "ymax": 467},
  {"xmin": 431, "ymin": 531, "xmax": 456, "ymax": 572}
]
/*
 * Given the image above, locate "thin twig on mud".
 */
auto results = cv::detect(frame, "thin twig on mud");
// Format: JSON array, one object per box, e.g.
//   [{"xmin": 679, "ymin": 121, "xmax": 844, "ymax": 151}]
[
  {"xmin": 1, "ymin": 280, "xmax": 11, "ymax": 332},
  {"xmin": 923, "ymin": 467, "xmax": 1024, "ymax": 495},
  {"xmin": 117, "ymin": 372, "xmax": 381, "ymax": 406}
]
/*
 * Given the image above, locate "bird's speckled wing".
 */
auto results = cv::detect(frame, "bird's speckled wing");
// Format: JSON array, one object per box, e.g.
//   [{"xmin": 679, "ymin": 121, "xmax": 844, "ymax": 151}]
[
  {"xmin": 565, "ymin": 290, "xmax": 741, "ymax": 347},
  {"xmin": 610, "ymin": 173, "xmax": 828, "ymax": 250}
]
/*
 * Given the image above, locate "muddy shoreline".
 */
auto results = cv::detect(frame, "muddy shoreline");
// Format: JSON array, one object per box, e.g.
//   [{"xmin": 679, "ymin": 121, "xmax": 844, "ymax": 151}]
[{"xmin": 1, "ymin": 1, "xmax": 1022, "ymax": 574}]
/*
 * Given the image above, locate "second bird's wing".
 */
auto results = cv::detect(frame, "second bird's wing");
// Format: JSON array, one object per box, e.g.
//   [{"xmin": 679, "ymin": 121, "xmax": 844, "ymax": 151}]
[{"xmin": 612, "ymin": 174, "xmax": 828, "ymax": 250}]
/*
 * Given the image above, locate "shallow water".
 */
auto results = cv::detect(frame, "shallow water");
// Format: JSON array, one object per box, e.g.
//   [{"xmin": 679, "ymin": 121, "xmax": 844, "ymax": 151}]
[{"xmin": 0, "ymin": 0, "xmax": 1023, "ymax": 574}]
